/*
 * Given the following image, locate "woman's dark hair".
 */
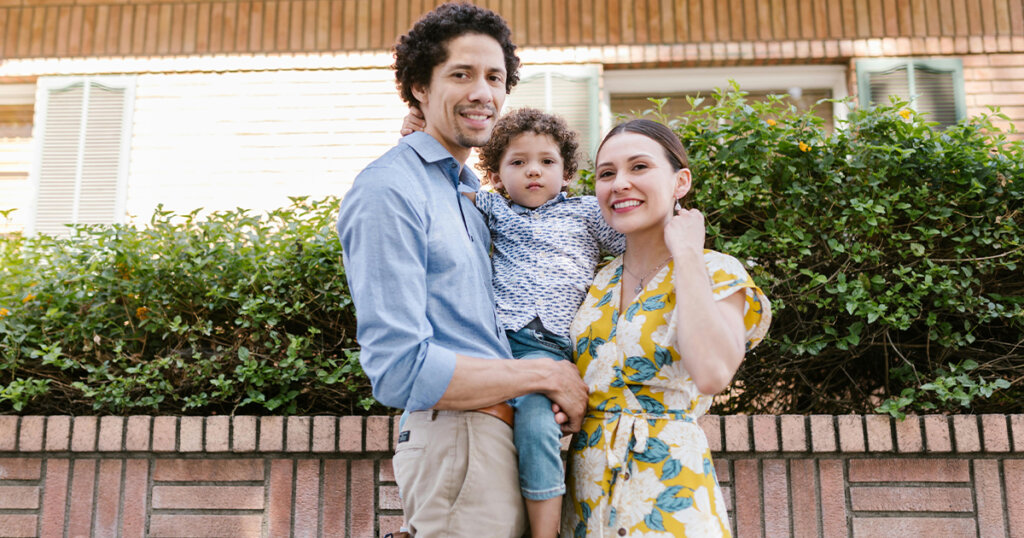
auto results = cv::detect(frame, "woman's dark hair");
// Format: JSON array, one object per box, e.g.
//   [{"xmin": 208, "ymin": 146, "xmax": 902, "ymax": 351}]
[
  {"xmin": 477, "ymin": 108, "xmax": 579, "ymax": 194},
  {"xmin": 393, "ymin": 3, "xmax": 520, "ymax": 108},
  {"xmin": 596, "ymin": 118, "xmax": 692, "ymax": 205}
]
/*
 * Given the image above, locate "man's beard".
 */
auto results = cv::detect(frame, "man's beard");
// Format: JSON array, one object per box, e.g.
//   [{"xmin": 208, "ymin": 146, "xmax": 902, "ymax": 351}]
[
  {"xmin": 452, "ymin": 104, "xmax": 497, "ymax": 149},
  {"xmin": 455, "ymin": 129, "xmax": 491, "ymax": 149}
]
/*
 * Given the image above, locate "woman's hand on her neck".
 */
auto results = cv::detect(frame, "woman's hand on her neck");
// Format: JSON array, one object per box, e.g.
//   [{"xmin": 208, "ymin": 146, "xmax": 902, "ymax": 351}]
[{"xmin": 664, "ymin": 207, "xmax": 707, "ymax": 258}]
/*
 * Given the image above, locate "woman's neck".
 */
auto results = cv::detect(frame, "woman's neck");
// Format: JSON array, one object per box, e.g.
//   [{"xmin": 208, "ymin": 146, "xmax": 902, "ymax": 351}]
[{"xmin": 623, "ymin": 228, "xmax": 672, "ymax": 271}]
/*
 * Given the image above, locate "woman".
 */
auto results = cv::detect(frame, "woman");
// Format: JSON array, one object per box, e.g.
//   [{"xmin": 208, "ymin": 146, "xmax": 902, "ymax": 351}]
[{"xmin": 564, "ymin": 119, "xmax": 771, "ymax": 537}]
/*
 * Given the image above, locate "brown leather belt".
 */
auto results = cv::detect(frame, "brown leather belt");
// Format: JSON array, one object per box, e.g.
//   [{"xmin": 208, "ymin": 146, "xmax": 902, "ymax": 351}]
[{"xmin": 472, "ymin": 402, "xmax": 514, "ymax": 428}]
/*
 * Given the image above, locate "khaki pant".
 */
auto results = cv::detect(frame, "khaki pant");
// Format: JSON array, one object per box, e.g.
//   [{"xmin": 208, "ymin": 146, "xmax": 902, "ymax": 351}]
[{"xmin": 393, "ymin": 410, "xmax": 527, "ymax": 537}]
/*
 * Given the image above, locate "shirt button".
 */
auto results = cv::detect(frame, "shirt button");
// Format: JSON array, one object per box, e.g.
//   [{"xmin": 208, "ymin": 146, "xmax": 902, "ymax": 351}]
[
  {"xmin": 450, "ymin": 162, "xmax": 457, "ymax": 169},
  {"xmin": 623, "ymin": 471, "xmax": 630, "ymax": 480},
  {"xmin": 618, "ymin": 528, "xmax": 627, "ymax": 536}
]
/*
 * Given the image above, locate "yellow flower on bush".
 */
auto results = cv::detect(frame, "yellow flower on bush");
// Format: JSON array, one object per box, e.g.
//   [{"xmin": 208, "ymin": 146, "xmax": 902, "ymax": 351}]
[
  {"xmin": 766, "ymin": 118, "xmax": 777, "ymax": 126},
  {"xmin": 799, "ymin": 141, "xmax": 811, "ymax": 152},
  {"xmin": 22, "ymin": 294, "xmax": 35, "ymax": 303},
  {"xmin": 136, "ymin": 306, "xmax": 149, "ymax": 320},
  {"xmin": 900, "ymin": 109, "xmax": 912, "ymax": 120},
  {"xmin": 0, "ymin": 307, "xmax": 9, "ymax": 318}
]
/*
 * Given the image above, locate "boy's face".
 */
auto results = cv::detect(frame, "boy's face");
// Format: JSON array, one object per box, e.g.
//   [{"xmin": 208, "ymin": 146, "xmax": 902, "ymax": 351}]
[
  {"xmin": 412, "ymin": 33, "xmax": 507, "ymax": 164},
  {"xmin": 491, "ymin": 132, "xmax": 569, "ymax": 209}
]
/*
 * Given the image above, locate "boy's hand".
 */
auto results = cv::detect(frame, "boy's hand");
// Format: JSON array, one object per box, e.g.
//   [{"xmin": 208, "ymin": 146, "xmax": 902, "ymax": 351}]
[{"xmin": 400, "ymin": 107, "xmax": 426, "ymax": 136}]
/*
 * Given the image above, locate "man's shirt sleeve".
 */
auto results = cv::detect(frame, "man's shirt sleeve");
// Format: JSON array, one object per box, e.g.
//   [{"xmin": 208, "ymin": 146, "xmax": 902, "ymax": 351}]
[{"xmin": 336, "ymin": 164, "xmax": 456, "ymax": 411}]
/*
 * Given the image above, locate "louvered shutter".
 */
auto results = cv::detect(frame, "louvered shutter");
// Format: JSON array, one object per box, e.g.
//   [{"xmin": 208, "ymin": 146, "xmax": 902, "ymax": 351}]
[
  {"xmin": 29, "ymin": 77, "xmax": 135, "ymax": 236},
  {"xmin": 914, "ymin": 67, "xmax": 959, "ymax": 127},
  {"xmin": 507, "ymin": 67, "xmax": 600, "ymax": 166},
  {"xmin": 857, "ymin": 59, "xmax": 965, "ymax": 129}
]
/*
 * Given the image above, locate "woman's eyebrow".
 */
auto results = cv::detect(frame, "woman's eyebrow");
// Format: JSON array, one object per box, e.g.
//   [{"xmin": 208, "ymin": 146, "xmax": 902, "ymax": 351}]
[{"xmin": 596, "ymin": 152, "xmax": 655, "ymax": 168}]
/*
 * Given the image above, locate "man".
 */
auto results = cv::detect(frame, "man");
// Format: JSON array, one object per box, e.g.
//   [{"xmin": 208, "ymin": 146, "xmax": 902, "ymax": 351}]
[{"xmin": 336, "ymin": 3, "xmax": 588, "ymax": 536}]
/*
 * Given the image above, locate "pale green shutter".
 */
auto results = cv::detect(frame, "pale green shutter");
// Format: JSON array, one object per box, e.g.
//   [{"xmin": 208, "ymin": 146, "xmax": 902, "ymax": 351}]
[{"xmin": 857, "ymin": 59, "xmax": 965, "ymax": 129}]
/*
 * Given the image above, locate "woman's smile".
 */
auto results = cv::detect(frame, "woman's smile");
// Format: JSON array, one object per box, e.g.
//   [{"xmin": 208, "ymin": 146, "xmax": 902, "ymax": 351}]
[{"xmin": 610, "ymin": 199, "xmax": 643, "ymax": 212}]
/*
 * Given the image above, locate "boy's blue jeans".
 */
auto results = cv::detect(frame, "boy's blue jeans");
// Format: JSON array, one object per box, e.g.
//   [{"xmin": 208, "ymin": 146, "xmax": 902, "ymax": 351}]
[{"xmin": 507, "ymin": 324, "xmax": 573, "ymax": 501}]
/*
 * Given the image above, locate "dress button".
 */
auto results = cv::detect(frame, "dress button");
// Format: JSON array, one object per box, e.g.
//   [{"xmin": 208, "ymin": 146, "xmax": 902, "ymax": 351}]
[{"xmin": 618, "ymin": 528, "xmax": 627, "ymax": 536}]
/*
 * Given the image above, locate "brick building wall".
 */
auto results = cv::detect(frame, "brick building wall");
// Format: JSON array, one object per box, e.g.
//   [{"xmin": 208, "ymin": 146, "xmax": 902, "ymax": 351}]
[{"xmin": 0, "ymin": 414, "xmax": 1022, "ymax": 537}]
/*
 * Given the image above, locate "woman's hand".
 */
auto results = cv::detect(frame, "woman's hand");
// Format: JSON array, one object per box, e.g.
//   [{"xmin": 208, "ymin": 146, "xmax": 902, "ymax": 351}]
[
  {"xmin": 551, "ymin": 403, "xmax": 574, "ymax": 435},
  {"xmin": 399, "ymin": 106, "xmax": 426, "ymax": 136},
  {"xmin": 664, "ymin": 207, "xmax": 706, "ymax": 256}
]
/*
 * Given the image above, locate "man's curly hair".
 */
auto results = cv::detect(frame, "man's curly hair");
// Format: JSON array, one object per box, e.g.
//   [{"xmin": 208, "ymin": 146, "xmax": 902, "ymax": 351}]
[
  {"xmin": 477, "ymin": 108, "xmax": 579, "ymax": 193},
  {"xmin": 394, "ymin": 3, "xmax": 520, "ymax": 108}
]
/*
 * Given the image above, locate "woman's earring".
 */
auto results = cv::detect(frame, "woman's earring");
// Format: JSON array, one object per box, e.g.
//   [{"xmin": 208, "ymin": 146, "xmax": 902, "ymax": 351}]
[{"xmin": 674, "ymin": 200, "xmax": 683, "ymax": 213}]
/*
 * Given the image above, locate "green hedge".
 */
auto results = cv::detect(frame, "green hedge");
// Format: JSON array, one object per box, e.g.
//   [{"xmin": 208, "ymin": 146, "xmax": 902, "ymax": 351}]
[
  {"xmin": 1, "ymin": 88, "xmax": 1021, "ymax": 416},
  {"xmin": 1, "ymin": 200, "xmax": 376, "ymax": 415},
  {"xmin": 656, "ymin": 86, "xmax": 1023, "ymax": 416}
]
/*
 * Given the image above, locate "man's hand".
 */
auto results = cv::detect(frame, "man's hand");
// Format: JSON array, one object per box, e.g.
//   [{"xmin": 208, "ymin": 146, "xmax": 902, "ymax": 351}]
[
  {"xmin": 542, "ymin": 360, "xmax": 588, "ymax": 433},
  {"xmin": 399, "ymin": 106, "xmax": 426, "ymax": 136}
]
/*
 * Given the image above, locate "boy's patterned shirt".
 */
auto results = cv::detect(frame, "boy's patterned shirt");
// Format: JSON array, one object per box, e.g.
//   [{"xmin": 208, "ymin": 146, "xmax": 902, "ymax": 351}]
[{"xmin": 476, "ymin": 190, "xmax": 625, "ymax": 340}]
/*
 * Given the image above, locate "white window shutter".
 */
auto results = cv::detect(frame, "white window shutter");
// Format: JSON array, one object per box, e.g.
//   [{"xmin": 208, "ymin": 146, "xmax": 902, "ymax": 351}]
[
  {"xmin": 508, "ymin": 66, "xmax": 600, "ymax": 166},
  {"xmin": 33, "ymin": 83, "xmax": 84, "ymax": 235},
  {"xmin": 29, "ymin": 76, "xmax": 135, "ymax": 236}
]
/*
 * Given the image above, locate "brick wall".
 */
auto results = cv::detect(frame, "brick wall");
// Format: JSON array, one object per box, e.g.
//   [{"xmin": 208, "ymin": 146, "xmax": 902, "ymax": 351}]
[
  {"xmin": 963, "ymin": 52, "xmax": 1024, "ymax": 133},
  {"xmin": 0, "ymin": 414, "xmax": 1021, "ymax": 537}
]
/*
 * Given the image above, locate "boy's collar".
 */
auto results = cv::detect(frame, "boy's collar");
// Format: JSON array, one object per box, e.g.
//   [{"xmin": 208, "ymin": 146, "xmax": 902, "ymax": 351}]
[{"xmin": 510, "ymin": 191, "xmax": 568, "ymax": 214}]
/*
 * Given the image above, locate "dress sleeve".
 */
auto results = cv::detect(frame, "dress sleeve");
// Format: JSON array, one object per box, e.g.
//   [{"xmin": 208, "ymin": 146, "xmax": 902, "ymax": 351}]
[
  {"xmin": 583, "ymin": 196, "xmax": 625, "ymax": 256},
  {"xmin": 703, "ymin": 251, "xmax": 772, "ymax": 350}
]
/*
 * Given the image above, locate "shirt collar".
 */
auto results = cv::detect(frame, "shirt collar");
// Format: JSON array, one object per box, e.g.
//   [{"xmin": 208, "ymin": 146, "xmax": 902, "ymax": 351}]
[
  {"xmin": 401, "ymin": 132, "xmax": 481, "ymax": 191},
  {"xmin": 510, "ymin": 191, "xmax": 568, "ymax": 214}
]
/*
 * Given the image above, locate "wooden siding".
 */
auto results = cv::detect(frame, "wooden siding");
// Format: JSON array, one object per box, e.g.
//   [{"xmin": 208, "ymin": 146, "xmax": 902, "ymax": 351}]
[{"xmin": 1, "ymin": 0, "xmax": 1023, "ymax": 60}]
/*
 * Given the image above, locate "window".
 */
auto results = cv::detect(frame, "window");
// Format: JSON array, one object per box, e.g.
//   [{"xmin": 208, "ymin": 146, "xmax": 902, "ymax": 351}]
[
  {"xmin": 0, "ymin": 84, "xmax": 36, "ymax": 234},
  {"xmin": 856, "ymin": 58, "xmax": 965, "ymax": 129},
  {"xmin": 0, "ymin": 85, "xmax": 34, "ymax": 139},
  {"xmin": 611, "ymin": 89, "xmax": 836, "ymax": 128},
  {"xmin": 603, "ymin": 65, "xmax": 850, "ymax": 132},
  {"xmin": 28, "ymin": 76, "xmax": 135, "ymax": 236},
  {"xmin": 506, "ymin": 65, "xmax": 601, "ymax": 165}
]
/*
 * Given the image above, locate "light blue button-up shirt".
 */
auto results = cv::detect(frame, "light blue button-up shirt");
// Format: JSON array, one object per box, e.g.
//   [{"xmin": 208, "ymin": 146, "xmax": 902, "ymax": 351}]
[{"xmin": 336, "ymin": 132, "xmax": 511, "ymax": 411}]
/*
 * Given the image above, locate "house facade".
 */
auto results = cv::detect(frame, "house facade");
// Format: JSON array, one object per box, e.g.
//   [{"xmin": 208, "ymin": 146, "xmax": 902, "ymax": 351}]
[{"xmin": 1, "ymin": 0, "xmax": 1022, "ymax": 235}]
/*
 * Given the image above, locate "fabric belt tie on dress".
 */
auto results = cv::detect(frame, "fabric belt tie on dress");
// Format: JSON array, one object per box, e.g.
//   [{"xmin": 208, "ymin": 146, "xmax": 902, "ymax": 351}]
[
  {"xmin": 588, "ymin": 406, "xmax": 696, "ymax": 534},
  {"xmin": 592, "ymin": 408, "xmax": 695, "ymax": 473}
]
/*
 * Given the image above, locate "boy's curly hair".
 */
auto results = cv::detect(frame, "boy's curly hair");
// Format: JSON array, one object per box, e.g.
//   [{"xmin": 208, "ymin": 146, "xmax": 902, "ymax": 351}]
[
  {"xmin": 393, "ymin": 3, "xmax": 520, "ymax": 108},
  {"xmin": 477, "ymin": 108, "xmax": 579, "ymax": 192}
]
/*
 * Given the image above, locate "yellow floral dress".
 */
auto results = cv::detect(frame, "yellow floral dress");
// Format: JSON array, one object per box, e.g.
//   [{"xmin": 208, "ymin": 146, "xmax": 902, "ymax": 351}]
[{"xmin": 564, "ymin": 251, "xmax": 770, "ymax": 538}]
